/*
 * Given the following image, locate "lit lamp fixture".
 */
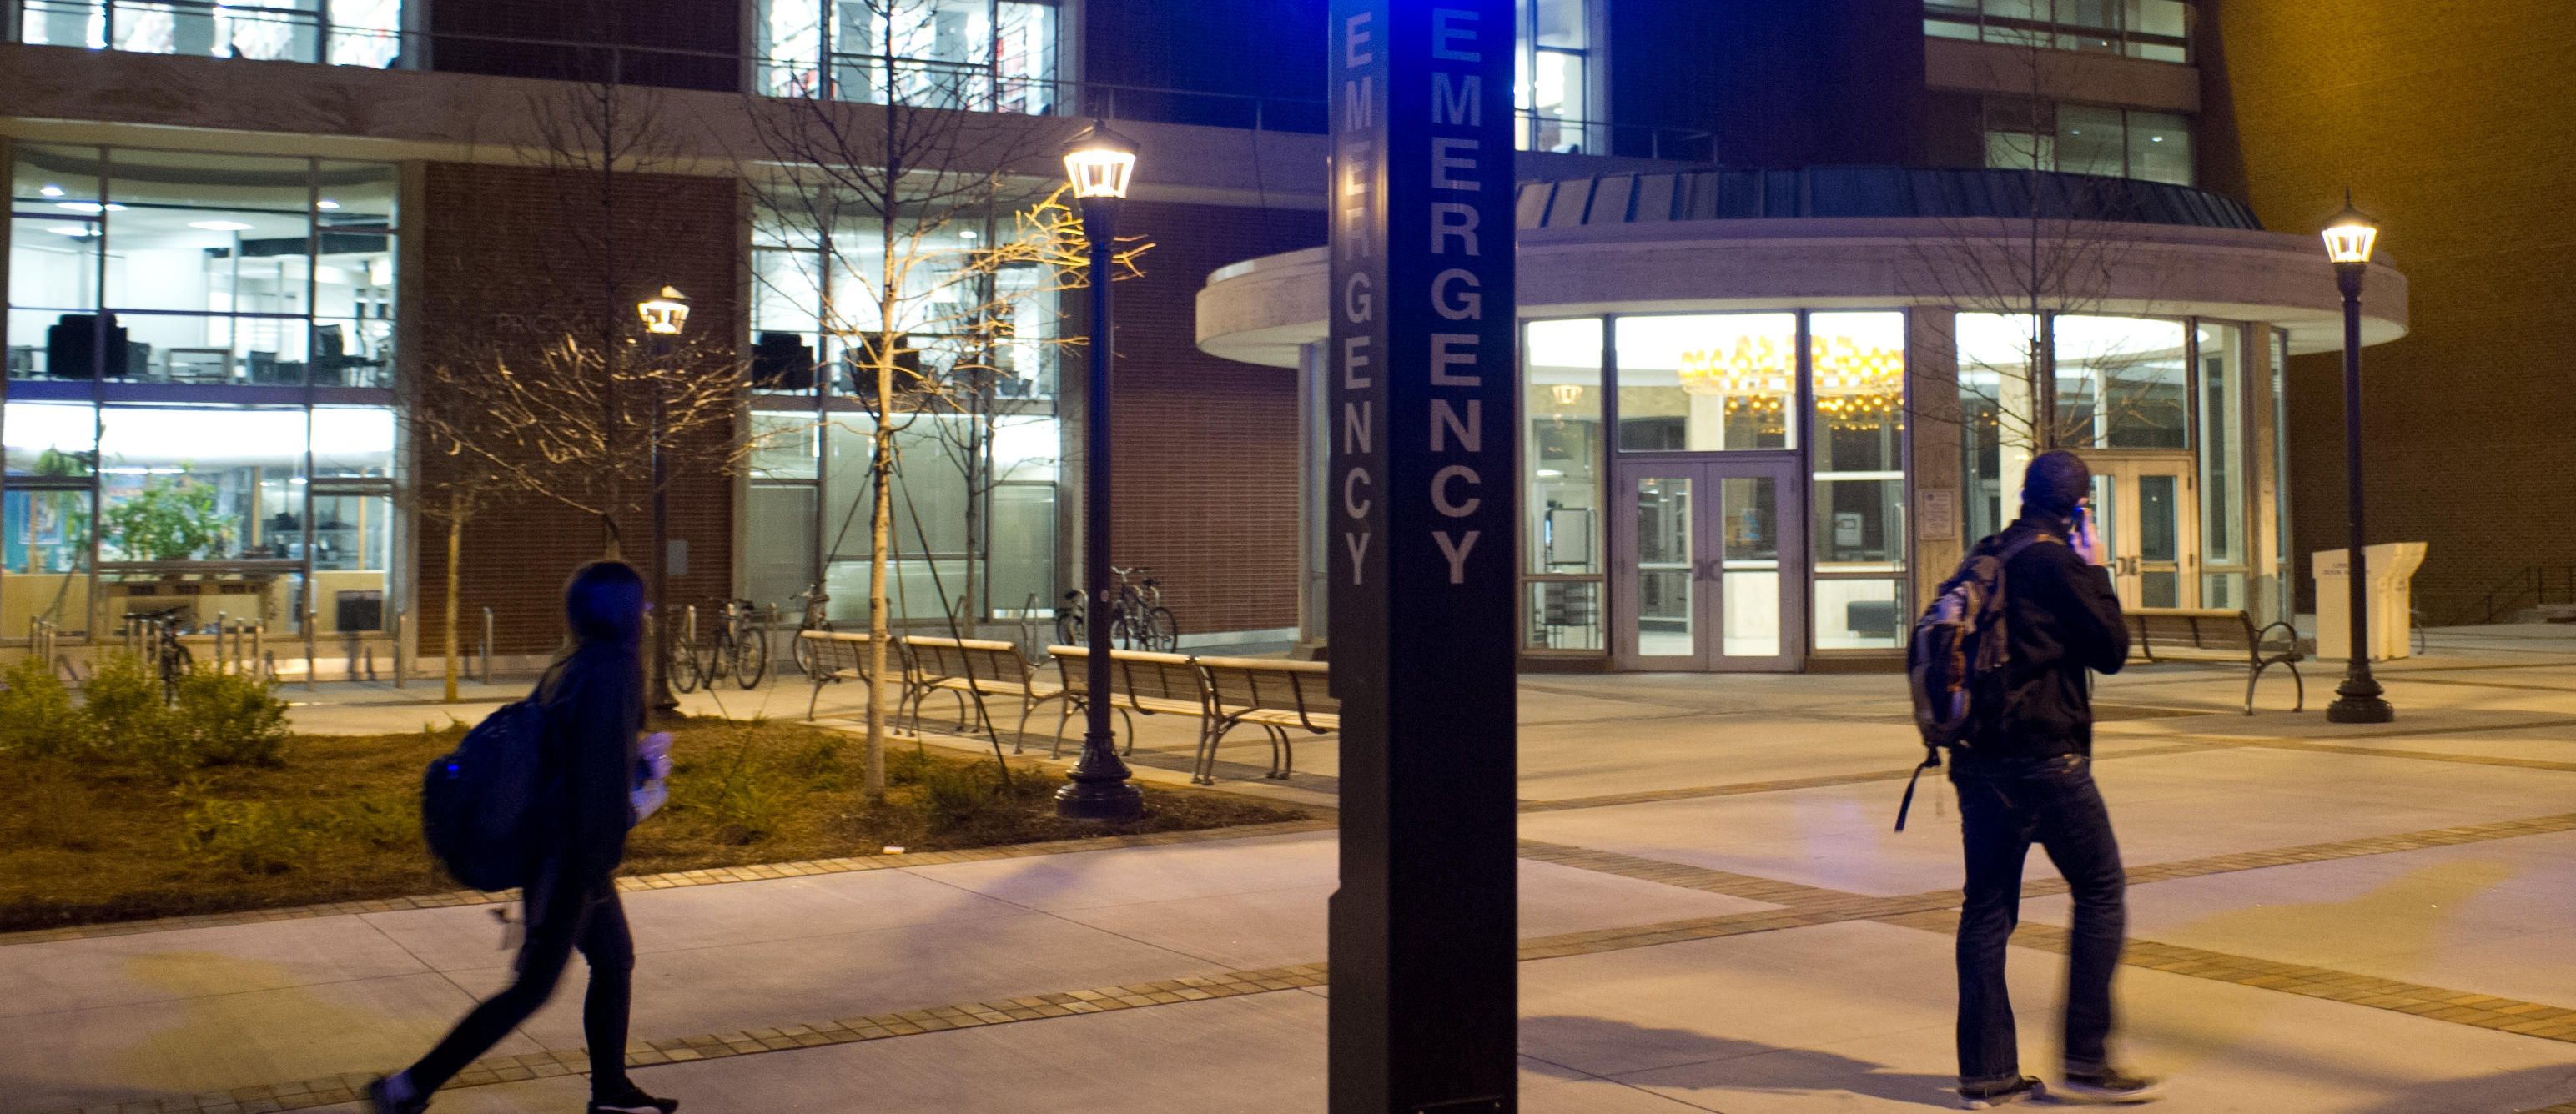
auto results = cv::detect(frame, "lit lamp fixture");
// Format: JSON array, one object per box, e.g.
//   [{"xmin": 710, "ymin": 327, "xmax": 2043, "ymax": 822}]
[
  {"xmin": 636, "ymin": 284, "xmax": 689, "ymax": 714},
  {"xmin": 2321, "ymin": 191, "xmax": 2392, "ymax": 724},
  {"xmin": 637, "ymin": 286, "xmax": 691, "ymax": 335},
  {"xmin": 1061, "ymin": 119, "xmax": 1140, "ymax": 201},
  {"xmin": 1059, "ymin": 119, "xmax": 1145, "ymax": 822}
]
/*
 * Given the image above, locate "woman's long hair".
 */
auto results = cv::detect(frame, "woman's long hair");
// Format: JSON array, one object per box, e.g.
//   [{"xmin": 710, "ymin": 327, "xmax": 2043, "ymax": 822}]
[{"xmin": 563, "ymin": 560, "xmax": 647, "ymax": 650}]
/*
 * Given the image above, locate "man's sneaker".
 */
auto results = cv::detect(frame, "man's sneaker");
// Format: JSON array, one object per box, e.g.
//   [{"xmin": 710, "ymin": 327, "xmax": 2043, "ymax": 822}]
[
  {"xmin": 2059, "ymin": 1069, "xmax": 2166, "ymax": 1103},
  {"xmin": 365, "ymin": 1076, "xmax": 428, "ymax": 1114},
  {"xmin": 1958, "ymin": 1076, "xmax": 2045, "ymax": 1109},
  {"xmin": 588, "ymin": 1086, "xmax": 679, "ymax": 1114}
]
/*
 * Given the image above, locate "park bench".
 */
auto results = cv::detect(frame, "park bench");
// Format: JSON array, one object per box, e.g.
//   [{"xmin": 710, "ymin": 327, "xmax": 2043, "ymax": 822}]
[
  {"xmin": 1192, "ymin": 655, "xmax": 1337, "ymax": 785},
  {"xmin": 2124, "ymin": 607, "xmax": 2303, "ymax": 715},
  {"xmin": 799, "ymin": 630, "xmax": 907, "ymax": 721},
  {"xmin": 1044, "ymin": 645, "xmax": 1211, "ymax": 759},
  {"xmin": 903, "ymin": 635, "xmax": 1065, "ymax": 740}
]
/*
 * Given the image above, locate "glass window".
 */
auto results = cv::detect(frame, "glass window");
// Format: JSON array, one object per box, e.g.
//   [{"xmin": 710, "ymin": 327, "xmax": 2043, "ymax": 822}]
[
  {"xmin": 311, "ymin": 406, "xmax": 394, "ymax": 478},
  {"xmin": 1517, "ymin": 0, "xmax": 1596, "ymax": 153},
  {"xmin": 1956, "ymin": 314, "xmax": 2041, "ymax": 535},
  {"xmin": 1615, "ymin": 314, "xmax": 1799, "ymax": 452},
  {"xmin": 2126, "ymin": 111, "xmax": 2192, "ymax": 185},
  {"xmin": 15, "ymin": 0, "xmax": 404, "ymax": 67},
  {"xmin": 817, "ymin": 410, "xmax": 1059, "ymax": 623},
  {"xmin": 747, "ymin": 484, "xmax": 818, "ymax": 615},
  {"xmin": 1812, "ymin": 311, "xmax": 1909, "ymax": 650},
  {"xmin": 2270, "ymin": 327, "xmax": 2293, "ymax": 622},
  {"xmin": 1523, "ymin": 318, "xmax": 1603, "ymax": 652},
  {"xmin": 751, "ymin": 411, "xmax": 823, "ymax": 480},
  {"xmin": 8, "ymin": 147, "xmax": 398, "ymax": 387},
  {"xmin": 757, "ymin": 0, "xmax": 1060, "ymax": 113},
  {"xmin": 1929, "ymin": 0, "xmax": 2193, "ymax": 62},
  {"xmin": 2054, "ymin": 315, "xmax": 2186, "ymax": 449},
  {"xmin": 2197, "ymin": 322, "xmax": 2246, "ymax": 608},
  {"xmin": 2055, "ymin": 104, "xmax": 2126, "ymax": 177},
  {"xmin": 97, "ymin": 406, "xmax": 304, "ymax": 562},
  {"xmin": 4, "ymin": 401, "xmax": 98, "ymax": 475}
]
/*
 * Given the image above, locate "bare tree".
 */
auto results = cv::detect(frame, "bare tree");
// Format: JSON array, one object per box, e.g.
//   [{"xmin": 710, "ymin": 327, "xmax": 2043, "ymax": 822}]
[
  {"xmin": 744, "ymin": 18, "xmax": 1145, "ymax": 795},
  {"xmin": 417, "ymin": 68, "xmax": 753, "ymax": 707},
  {"xmin": 1904, "ymin": 32, "xmax": 2181, "ymax": 529}
]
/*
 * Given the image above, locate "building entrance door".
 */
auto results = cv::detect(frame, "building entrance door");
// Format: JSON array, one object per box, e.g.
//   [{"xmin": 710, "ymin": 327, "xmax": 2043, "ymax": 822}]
[
  {"xmin": 1612, "ymin": 458, "xmax": 1804, "ymax": 671},
  {"xmin": 2082, "ymin": 454, "xmax": 2199, "ymax": 610}
]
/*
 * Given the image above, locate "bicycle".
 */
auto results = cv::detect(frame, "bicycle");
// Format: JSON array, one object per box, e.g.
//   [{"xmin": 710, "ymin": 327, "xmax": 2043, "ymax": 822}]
[
  {"xmin": 697, "ymin": 599, "xmax": 770, "ymax": 690},
  {"xmin": 666, "ymin": 606, "xmax": 703, "ymax": 695},
  {"xmin": 788, "ymin": 583, "xmax": 833, "ymax": 677},
  {"xmin": 1056, "ymin": 566, "xmax": 1178, "ymax": 653},
  {"xmin": 133, "ymin": 606, "xmax": 194, "ymax": 703}
]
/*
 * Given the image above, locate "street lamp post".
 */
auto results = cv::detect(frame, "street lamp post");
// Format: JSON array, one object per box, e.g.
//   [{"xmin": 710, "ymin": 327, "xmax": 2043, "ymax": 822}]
[
  {"xmin": 1058, "ymin": 120, "xmax": 1145, "ymax": 821},
  {"xmin": 638, "ymin": 285, "xmax": 690, "ymax": 715},
  {"xmin": 2321, "ymin": 198, "xmax": 2393, "ymax": 724}
]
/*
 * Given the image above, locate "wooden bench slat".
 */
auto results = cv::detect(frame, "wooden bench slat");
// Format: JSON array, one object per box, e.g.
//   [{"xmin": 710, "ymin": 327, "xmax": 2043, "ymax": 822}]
[{"xmin": 2122, "ymin": 606, "xmax": 2303, "ymax": 715}]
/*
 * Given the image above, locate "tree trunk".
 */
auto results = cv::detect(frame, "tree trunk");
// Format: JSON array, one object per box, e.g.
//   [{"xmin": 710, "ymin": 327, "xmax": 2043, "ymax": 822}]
[
  {"xmin": 443, "ymin": 493, "xmax": 463, "ymax": 704},
  {"xmin": 863, "ymin": 336, "xmax": 895, "ymax": 799}
]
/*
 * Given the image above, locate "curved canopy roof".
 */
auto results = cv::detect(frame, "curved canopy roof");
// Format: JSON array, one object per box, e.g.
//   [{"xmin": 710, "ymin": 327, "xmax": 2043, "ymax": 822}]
[{"xmin": 1517, "ymin": 167, "xmax": 2263, "ymax": 232}]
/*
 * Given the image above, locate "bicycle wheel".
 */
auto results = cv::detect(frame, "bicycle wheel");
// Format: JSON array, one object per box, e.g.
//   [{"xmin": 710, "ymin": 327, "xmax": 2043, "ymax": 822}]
[
  {"xmin": 1146, "ymin": 607, "xmax": 1179, "ymax": 653},
  {"xmin": 161, "ymin": 643, "xmax": 194, "ymax": 703},
  {"xmin": 700, "ymin": 636, "xmax": 729, "ymax": 687},
  {"xmin": 667, "ymin": 637, "xmax": 700, "ymax": 694},
  {"xmin": 792, "ymin": 621, "xmax": 830, "ymax": 676},
  {"xmin": 733, "ymin": 625, "xmax": 769, "ymax": 690}
]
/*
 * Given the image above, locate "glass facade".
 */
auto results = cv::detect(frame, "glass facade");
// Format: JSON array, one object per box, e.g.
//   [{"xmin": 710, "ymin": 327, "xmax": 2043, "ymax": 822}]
[
  {"xmin": 15, "ymin": 0, "xmax": 404, "ymax": 67},
  {"xmin": 1924, "ymin": 0, "xmax": 2191, "ymax": 63},
  {"xmin": 757, "ymin": 0, "xmax": 1060, "ymax": 112},
  {"xmin": 1516, "ymin": 0, "xmax": 1599, "ymax": 153},
  {"xmin": 1809, "ymin": 312, "xmax": 1907, "ymax": 650},
  {"xmin": 9, "ymin": 146, "xmax": 399, "ymax": 386},
  {"xmin": 1613, "ymin": 314, "xmax": 1799, "ymax": 452},
  {"xmin": 2196, "ymin": 322, "xmax": 2245, "ymax": 609},
  {"xmin": 3, "ymin": 146, "xmax": 399, "ymax": 650},
  {"xmin": 1983, "ymin": 99, "xmax": 2193, "ymax": 186},
  {"xmin": 1522, "ymin": 318, "xmax": 1603, "ymax": 650}
]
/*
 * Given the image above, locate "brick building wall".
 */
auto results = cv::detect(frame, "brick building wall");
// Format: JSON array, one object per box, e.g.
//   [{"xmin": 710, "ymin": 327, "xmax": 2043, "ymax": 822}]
[
  {"xmin": 413, "ymin": 162, "xmax": 743, "ymax": 655},
  {"xmin": 1083, "ymin": 199, "xmax": 1325, "ymax": 636},
  {"xmin": 2219, "ymin": 3, "xmax": 2576, "ymax": 622}
]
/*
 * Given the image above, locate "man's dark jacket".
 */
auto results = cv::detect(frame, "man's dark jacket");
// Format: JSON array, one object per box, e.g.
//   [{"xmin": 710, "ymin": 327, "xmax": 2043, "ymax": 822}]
[{"xmin": 1962, "ymin": 514, "xmax": 2130, "ymax": 761}]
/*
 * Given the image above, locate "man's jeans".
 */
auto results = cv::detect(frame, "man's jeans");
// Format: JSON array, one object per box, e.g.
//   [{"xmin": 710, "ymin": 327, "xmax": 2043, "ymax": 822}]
[{"xmin": 1952, "ymin": 754, "xmax": 2126, "ymax": 1086}]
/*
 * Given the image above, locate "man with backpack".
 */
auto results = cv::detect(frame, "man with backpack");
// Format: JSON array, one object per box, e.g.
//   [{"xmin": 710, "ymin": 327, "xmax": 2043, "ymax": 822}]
[
  {"xmin": 1919, "ymin": 450, "xmax": 2160, "ymax": 1108},
  {"xmin": 372, "ymin": 560, "xmax": 679, "ymax": 1114}
]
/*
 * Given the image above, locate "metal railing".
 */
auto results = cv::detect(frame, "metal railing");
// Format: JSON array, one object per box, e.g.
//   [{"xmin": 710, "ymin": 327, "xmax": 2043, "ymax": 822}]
[{"xmin": 2448, "ymin": 565, "xmax": 2576, "ymax": 627}]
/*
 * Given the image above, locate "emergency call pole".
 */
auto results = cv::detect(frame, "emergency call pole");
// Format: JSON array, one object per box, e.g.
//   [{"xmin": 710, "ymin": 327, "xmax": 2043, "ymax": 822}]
[{"xmin": 1326, "ymin": 3, "xmax": 1520, "ymax": 1111}]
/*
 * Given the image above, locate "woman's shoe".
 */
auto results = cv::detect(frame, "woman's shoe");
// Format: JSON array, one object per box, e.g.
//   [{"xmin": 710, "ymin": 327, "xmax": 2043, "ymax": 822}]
[
  {"xmin": 366, "ymin": 1076, "xmax": 429, "ymax": 1114},
  {"xmin": 588, "ymin": 1085, "xmax": 679, "ymax": 1114}
]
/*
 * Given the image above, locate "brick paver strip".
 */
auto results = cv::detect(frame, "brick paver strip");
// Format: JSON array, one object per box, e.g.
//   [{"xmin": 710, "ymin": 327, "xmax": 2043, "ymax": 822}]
[
  {"xmin": 43, "ymin": 808, "xmax": 2576, "ymax": 1114},
  {"xmin": 36, "ymin": 966, "xmax": 1331, "ymax": 1114},
  {"xmin": 0, "ymin": 817, "xmax": 1336, "ymax": 947},
  {"xmin": 1516, "ymin": 740, "xmax": 2243, "ymax": 813}
]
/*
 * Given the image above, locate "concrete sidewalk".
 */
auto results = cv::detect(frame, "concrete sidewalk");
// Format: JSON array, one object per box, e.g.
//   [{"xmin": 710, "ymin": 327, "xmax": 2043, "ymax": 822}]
[{"xmin": 18, "ymin": 630, "xmax": 2575, "ymax": 1112}]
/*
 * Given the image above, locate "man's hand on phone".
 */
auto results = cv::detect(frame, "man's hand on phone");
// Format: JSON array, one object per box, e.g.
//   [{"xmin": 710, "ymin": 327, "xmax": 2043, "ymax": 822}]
[{"xmin": 2071, "ymin": 505, "xmax": 2107, "ymax": 567}]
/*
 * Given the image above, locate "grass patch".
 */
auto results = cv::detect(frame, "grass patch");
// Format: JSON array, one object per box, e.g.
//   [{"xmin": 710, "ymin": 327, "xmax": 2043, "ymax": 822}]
[{"xmin": 0, "ymin": 716, "xmax": 1308, "ymax": 933}]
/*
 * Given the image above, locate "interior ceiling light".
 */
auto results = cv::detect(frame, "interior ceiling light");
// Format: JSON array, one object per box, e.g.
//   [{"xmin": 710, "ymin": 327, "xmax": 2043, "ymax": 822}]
[
  {"xmin": 48, "ymin": 225, "xmax": 96, "ymax": 237},
  {"xmin": 189, "ymin": 220, "xmax": 254, "ymax": 231},
  {"xmin": 40, "ymin": 184, "xmax": 65, "ymax": 197},
  {"xmin": 57, "ymin": 202, "xmax": 125, "ymax": 213},
  {"xmin": 318, "ymin": 199, "xmax": 341, "ymax": 209}
]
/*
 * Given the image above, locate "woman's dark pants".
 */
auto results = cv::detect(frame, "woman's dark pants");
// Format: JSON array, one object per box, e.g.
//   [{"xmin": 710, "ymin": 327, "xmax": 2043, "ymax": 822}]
[
  {"xmin": 403, "ymin": 862, "xmax": 636, "ymax": 1098},
  {"xmin": 1952, "ymin": 754, "xmax": 2127, "ymax": 1087}
]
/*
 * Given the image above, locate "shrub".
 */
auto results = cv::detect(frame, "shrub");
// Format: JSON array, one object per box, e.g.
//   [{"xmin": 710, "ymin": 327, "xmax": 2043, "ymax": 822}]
[
  {"xmin": 80, "ymin": 652, "xmax": 174, "ymax": 760},
  {"xmin": 170, "ymin": 667, "xmax": 291, "ymax": 767},
  {"xmin": 0, "ymin": 655, "xmax": 89, "ymax": 759},
  {"xmin": 180, "ymin": 799, "xmax": 313, "ymax": 874},
  {"xmin": 916, "ymin": 760, "xmax": 1002, "ymax": 830}
]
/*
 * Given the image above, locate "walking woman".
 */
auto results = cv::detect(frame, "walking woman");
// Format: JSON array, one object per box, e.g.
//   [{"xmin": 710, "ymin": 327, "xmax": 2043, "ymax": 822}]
[{"xmin": 371, "ymin": 560, "xmax": 678, "ymax": 1114}]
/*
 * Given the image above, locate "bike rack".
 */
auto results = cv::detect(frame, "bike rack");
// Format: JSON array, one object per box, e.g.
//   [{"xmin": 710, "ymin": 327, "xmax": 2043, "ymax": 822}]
[{"xmin": 480, "ymin": 606, "xmax": 496, "ymax": 685}]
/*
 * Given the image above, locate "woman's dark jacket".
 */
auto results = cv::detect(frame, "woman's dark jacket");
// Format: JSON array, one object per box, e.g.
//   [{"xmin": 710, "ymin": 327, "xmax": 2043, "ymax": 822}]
[{"xmin": 532, "ymin": 643, "xmax": 642, "ymax": 886}]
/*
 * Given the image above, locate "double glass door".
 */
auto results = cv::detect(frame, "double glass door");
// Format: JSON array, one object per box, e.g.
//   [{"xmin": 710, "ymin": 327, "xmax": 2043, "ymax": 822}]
[
  {"xmin": 1613, "ymin": 458, "xmax": 1804, "ymax": 670},
  {"xmin": 2082, "ymin": 455, "xmax": 2198, "ymax": 610}
]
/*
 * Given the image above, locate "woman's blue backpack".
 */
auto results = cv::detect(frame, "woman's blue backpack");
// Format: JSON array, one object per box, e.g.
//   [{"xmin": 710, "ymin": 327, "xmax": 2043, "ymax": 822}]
[{"xmin": 420, "ymin": 694, "xmax": 551, "ymax": 891}]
